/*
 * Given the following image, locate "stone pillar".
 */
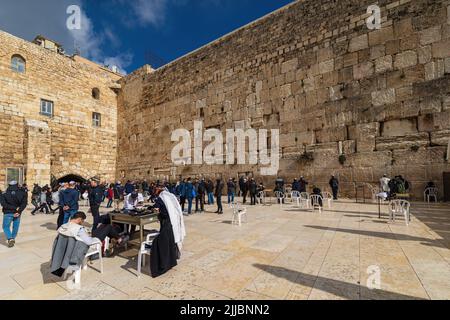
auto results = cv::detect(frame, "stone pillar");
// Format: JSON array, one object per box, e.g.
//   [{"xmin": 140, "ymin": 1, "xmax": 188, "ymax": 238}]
[{"xmin": 24, "ymin": 119, "xmax": 51, "ymax": 187}]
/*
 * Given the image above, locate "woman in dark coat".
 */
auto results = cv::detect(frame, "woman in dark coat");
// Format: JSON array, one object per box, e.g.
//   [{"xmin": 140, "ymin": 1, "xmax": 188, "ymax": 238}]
[{"xmin": 150, "ymin": 194, "xmax": 178, "ymax": 278}]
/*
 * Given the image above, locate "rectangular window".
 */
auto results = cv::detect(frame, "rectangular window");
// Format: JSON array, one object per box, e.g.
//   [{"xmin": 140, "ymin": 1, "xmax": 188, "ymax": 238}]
[
  {"xmin": 6, "ymin": 168, "xmax": 24, "ymax": 187},
  {"xmin": 92, "ymin": 112, "xmax": 101, "ymax": 127},
  {"xmin": 40, "ymin": 99, "xmax": 53, "ymax": 117}
]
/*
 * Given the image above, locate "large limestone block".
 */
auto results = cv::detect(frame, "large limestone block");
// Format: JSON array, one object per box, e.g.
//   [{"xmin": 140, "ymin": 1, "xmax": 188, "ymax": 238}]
[
  {"xmin": 432, "ymin": 38, "xmax": 450, "ymax": 58},
  {"xmin": 375, "ymin": 55, "xmax": 393, "ymax": 73},
  {"xmin": 349, "ymin": 34, "xmax": 368, "ymax": 52},
  {"xmin": 348, "ymin": 122, "xmax": 379, "ymax": 152},
  {"xmin": 382, "ymin": 118, "xmax": 417, "ymax": 137},
  {"xmin": 394, "ymin": 50, "xmax": 418, "ymax": 69},
  {"xmin": 419, "ymin": 26, "xmax": 442, "ymax": 46},
  {"xmin": 353, "ymin": 62, "xmax": 374, "ymax": 80},
  {"xmin": 431, "ymin": 130, "xmax": 450, "ymax": 146},
  {"xmin": 371, "ymin": 88, "xmax": 396, "ymax": 106},
  {"xmin": 369, "ymin": 26, "xmax": 394, "ymax": 46},
  {"xmin": 393, "ymin": 147, "xmax": 448, "ymax": 165},
  {"xmin": 376, "ymin": 133, "xmax": 429, "ymax": 151}
]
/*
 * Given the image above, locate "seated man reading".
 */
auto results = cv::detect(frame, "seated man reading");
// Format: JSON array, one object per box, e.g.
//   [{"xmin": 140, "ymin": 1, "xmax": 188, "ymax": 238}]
[{"xmin": 59, "ymin": 212, "xmax": 128, "ymax": 247}]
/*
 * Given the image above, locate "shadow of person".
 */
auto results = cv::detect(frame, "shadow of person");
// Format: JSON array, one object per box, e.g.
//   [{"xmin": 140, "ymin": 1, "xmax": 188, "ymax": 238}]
[
  {"xmin": 40, "ymin": 222, "xmax": 58, "ymax": 231},
  {"xmin": 40, "ymin": 261, "xmax": 64, "ymax": 284}
]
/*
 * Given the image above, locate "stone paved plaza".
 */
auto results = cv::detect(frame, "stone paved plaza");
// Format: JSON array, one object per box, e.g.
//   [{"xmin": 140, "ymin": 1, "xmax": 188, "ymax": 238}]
[{"xmin": 0, "ymin": 199, "xmax": 449, "ymax": 300}]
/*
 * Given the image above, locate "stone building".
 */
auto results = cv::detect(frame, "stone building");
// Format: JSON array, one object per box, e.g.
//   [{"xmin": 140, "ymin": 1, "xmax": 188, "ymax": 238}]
[
  {"xmin": 0, "ymin": 30, "xmax": 121, "ymax": 189},
  {"xmin": 1, "ymin": 0, "xmax": 450, "ymax": 200},
  {"xmin": 117, "ymin": 0, "xmax": 450, "ymax": 199}
]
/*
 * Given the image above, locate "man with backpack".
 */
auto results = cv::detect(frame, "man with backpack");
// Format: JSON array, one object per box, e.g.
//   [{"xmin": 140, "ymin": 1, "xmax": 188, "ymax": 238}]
[{"xmin": 1, "ymin": 181, "xmax": 28, "ymax": 248}]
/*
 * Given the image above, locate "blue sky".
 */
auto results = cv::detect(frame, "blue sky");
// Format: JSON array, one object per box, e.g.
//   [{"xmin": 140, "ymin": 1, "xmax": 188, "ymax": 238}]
[{"xmin": 0, "ymin": 0, "xmax": 293, "ymax": 73}]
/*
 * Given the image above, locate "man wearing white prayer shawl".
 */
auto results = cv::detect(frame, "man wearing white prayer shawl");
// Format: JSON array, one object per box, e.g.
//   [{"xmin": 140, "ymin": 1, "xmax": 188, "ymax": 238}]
[{"xmin": 149, "ymin": 188, "xmax": 186, "ymax": 278}]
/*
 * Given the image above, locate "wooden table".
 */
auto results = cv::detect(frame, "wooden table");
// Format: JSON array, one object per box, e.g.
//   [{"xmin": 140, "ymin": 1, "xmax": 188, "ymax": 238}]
[{"xmin": 109, "ymin": 212, "xmax": 159, "ymax": 247}]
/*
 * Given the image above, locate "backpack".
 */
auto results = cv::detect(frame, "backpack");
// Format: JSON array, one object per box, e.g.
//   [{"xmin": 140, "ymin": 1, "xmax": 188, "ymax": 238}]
[{"xmin": 397, "ymin": 181, "xmax": 406, "ymax": 194}]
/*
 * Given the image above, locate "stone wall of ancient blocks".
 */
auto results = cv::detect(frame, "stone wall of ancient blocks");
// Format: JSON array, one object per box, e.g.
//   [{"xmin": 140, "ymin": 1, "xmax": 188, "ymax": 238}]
[
  {"xmin": 118, "ymin": 0, "xmax": 450, "ymax": 199},
  {"xmin": 0, "ymin": 30, "xmax": 121, "ymax": 188}
]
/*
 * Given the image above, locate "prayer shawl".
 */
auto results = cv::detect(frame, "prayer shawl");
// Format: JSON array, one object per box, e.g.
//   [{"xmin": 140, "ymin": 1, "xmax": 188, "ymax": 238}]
[{"xmin": 159, "ymin": 190, "xmax": 186, "ymax": 251}]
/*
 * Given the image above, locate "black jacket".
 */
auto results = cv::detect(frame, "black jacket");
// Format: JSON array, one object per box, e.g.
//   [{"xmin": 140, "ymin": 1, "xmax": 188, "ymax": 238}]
[
  {"xmin": 89, "ymin": 186, "xmax": 103, "ymax": 207},
  {"xmin": 215, "ymin": 181, "xmax": 224, "ymax": 197},
  {"xmin": 0, "ymin": 185, "xmax": 28, "ymax": 215}
]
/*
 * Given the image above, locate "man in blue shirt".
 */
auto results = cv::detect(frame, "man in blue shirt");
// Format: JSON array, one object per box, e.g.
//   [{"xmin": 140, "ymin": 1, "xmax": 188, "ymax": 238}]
[{"xmin": 59, "ymin": 181, "xmax": 79, "ymax": 225}]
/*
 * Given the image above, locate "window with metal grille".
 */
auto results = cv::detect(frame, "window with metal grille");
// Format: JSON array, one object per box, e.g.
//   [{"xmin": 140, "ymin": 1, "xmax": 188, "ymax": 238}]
[{"xmin": 92, "ymin": 112, "xmax": 101, "ymax": 127}]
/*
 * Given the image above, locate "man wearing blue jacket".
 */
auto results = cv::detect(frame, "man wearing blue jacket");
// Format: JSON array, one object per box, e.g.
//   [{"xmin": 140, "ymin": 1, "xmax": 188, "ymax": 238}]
[
  {"xmin": 59, "ymin": 181, "xmax": 79, "ymax": 225},
  {"xmin": 183, "ymin": 178, "xmax": 194, "ymax": 215}
]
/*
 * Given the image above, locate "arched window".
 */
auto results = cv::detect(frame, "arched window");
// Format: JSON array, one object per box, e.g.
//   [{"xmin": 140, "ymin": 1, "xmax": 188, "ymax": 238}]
[
  {"xmin": 11, "ymin": 55, "xmax": 26, "ymax": 73},
  {"xmin": 92, "ymin": 88, "xmax": 100, "ymax": 100}
]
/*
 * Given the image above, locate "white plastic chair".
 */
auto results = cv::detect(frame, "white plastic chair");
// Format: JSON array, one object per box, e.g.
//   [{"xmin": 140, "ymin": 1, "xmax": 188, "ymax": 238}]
[
  {"xmin": 66, "ymin": 242, "xmax": 103, "ymax": 286},
  {"xmin": 300, "ymin": 192, "xmax": 310, "ymax": 209},
  {"xmin": 137, "ymin": 232, "xmax": 159, "ymax": 277},
  {"xmin": 424, "ymin": 188, "xmax": 438, "ymax": 203},
  {"xmin": 291, "ymin": 191, "xmax": 301, "ymax": 207},
  {"xmin": 310, "ymin": 195, "xmax": 323, "ymax": 214},
  {"xmin": 231, "ymin": 202, "xmax": 247, "ymax": 227},
  {"xmin": 257, "ymin": 191, "xmax": 266, "ymax": 205},
  {"xmin": 389, "ymin": 200, "xmax": 411, "ymax": 226},
  {"xmin": 322, "ymin": 192, "xmax": 333, "ymax": 208},
  {"xmin": 275, "ymin": 191, "xmax": 286, "ymax": 207}
]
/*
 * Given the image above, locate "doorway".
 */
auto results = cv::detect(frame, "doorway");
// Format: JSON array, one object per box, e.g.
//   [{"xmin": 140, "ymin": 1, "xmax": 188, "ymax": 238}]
[{"xmin": 444, "ymin": 172, "xmax": 450, "ymax": 202}]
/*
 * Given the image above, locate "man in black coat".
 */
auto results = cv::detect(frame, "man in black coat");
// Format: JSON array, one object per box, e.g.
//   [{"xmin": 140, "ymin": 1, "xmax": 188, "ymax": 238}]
[
  {"xmin": 249, "ymin": 178, "xmax": 258, "ymax": 205},
  {"xmin": 329, "ymin": 175, "xmax": 339, "ymax": 200},
  {"xmin": 0, "ymin": 181, "xmax": 28, "ymax": 247},
  {"xmin": 215, "ymin": 179, "xmax": 224, "ymax": 214},
  {"xmin": 89, "ymin": 179, "xmax": 103, "ymax": 232}
]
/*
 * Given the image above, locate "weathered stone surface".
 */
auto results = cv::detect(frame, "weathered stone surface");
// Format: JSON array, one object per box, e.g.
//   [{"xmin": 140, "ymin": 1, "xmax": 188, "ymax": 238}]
[
  {"xmin": 432, "ymin": 38, "xmax": 450, "ymax": 58},
  {"xmin": 394, "ymin": 50, "xmax": 418, "ymax": 69},
  {"xmin": 382, "ymin": 119, "xmax": 418, "ymax": 137},
  {"xmin": 375, "ymin": 55, "xmax": 393, "ymax": 73},
  {"xmin": 376, "ymin": 133, "xmax": 429, "ymax": 151},
  {"xmin": 419, "ymin": 26, "xmax": 442, "ymax": 46},
  {"xmin": 349, "ymin": 34, "xmax": 368, "ymax": 52},
  {"xmin": 371, "ymin": 89, "xmax": 396, "ymax": 106},
  {"xmin": 431, "ymin": 130, "xmax": 450, "ymax": 146},
  {"xmin": 348, "ymin": 122, "xmax": 379, "ymax": 152}
]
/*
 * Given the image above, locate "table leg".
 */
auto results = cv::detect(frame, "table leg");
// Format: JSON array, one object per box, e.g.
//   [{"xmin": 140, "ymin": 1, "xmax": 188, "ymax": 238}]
[
  {"xmin": 140, "ymin": 222, "xmax": 144, "ymax": 244},
  {"xmin": 378, "ymin": 198, "xmax": 381, "ymax": 219}
]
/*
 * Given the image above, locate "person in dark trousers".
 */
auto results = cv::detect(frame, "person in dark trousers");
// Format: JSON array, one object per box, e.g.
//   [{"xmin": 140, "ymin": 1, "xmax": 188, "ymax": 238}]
[
  {"xmin": 183, "ymin": 178, "xmax": 194, "ymax": 215},
  {"xmin": 89, "ymin": 180, "xmax": 103, "ymax": 232},
  {"xmin": 31, "ymin": 186, "xmax": 50, "ymax": 215},
  {"xmin": 215, "ymin": 178, "xmax": 224, "ymax": 214},
  {"xmin": 206, "ymin": 179, "xmax": 214, "ymax": 205},
  {"xmin": 31, "ymin": 184, "xmax": 41, "ymax": 211},
  {"xmin": 238, "ymin": 176, "xmax": 245, "ymax": 197},
  {"xmin": 179, "ymin": 179, "xmax": 187, "ymax": 211},
  {"xmin": 59, "ymin": 181, "xmax": 79, "ymax": 225},
  {"xmin": 195, "ymin": 179, "xmax": 206, "ymax": 213},
  {"xmin": 113, "ymin": 182, "xmax": 123, "ymax": 212},
  {"xmin": 329, "ymin": 175, "xmax": 339, "ymax": 200},
  {"xmin": 241, "ymin": 178, "xmax": 248, "ymax": 204},
  {"xmin": 1, "ymin": 181, "xmax": 28, "ymax": 248},
  {"xmin": 249, "ymin": 178, "xmax": 258, "ymax": 205},
  {"xmin": 299, "ymin": 176, "xmax": 308, "ymax": 193},
  {"xmin": 227, "ymin": 178, "xmax": 236, "ymax": 204}
]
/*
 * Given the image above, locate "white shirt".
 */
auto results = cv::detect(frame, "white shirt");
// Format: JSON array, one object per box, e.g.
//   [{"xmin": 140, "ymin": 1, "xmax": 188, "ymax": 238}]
[
  {"xmin": 124, "ymin": 194, "xmax": 138, "ymax": 210},
  {"xmin": 380, "ymin": 177, "xmax": 390, "ymax": 192}
]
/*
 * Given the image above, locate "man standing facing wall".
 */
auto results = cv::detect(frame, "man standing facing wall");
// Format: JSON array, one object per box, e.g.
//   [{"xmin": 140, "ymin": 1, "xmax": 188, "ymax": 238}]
[{"xmin": 59, "ymin": 181, "xmax": 79, "ymax": 225}]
